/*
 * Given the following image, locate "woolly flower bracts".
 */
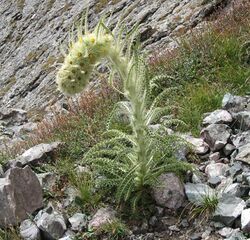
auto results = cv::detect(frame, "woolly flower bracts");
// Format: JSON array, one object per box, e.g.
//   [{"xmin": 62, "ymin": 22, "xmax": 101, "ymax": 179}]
[{"xmin": 56, "ymin": 28, "xmax": 114, "ymax": 95}]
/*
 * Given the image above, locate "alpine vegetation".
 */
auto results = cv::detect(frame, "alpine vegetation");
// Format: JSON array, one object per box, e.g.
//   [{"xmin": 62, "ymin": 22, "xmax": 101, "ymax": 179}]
[{"xmin": 56, "ymin": 14, "xmax": 192, "ymax": 208}]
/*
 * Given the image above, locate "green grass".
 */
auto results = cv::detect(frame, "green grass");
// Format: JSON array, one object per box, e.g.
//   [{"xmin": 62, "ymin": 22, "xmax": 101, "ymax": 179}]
[
  {"xmin": 148, "ymin": 2, "xmax": 250, "ymax": 135},
  {"xmin": 190, "ymin": 194, "xmax": 219, "ymax": 221}
]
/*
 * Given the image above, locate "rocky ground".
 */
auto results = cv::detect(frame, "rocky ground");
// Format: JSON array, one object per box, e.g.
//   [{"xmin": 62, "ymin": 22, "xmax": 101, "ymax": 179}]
[{"xmin": 1, "ymin": 93, "xmax": 250, "ymax": 240}]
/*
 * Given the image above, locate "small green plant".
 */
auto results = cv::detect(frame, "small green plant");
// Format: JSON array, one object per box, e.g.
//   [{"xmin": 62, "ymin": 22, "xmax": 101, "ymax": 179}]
[
  {"xmin": 71, "ymin": 172, "xmax": 102, "ymax": 212},
  {"xmin": 190, "ymin": 194, "xmax": 219, "ymax": 221},
  {"xmin": 56, "ymin": 13, "xmax": 192, "ymax": 210},
  {"xmin": 97, "ymin": 219, "xmax": 128, "ymax": 240}
]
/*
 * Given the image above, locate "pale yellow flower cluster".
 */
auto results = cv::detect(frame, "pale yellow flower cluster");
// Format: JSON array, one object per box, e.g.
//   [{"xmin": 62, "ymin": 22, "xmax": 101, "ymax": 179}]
[{"xmin": 56, "ymin": 30, "xmax": 113, "ymax": 95}]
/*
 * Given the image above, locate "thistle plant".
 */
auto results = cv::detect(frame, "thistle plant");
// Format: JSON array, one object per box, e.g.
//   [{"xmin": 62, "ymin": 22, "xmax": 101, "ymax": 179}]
[{"xmin": 56, "ymin": 15, "xmax": 192, "ymax": 208}]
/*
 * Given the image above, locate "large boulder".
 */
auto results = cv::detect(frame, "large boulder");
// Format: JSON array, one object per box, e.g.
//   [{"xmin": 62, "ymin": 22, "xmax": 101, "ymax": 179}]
[
  {"xmin": 201, "ymin": 124, "xmax": 231, "ymax": 151},
  {"xmin": 0, "ymin": 166, "xmax": 43, "ymax": 226},
  {"xmin": 152, "ymin": 173, "xmax": 185, "ymax": 209}
]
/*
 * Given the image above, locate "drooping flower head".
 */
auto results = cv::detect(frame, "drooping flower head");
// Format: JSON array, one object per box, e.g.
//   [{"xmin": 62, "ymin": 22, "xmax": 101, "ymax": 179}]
[{"xmin": 56, "ymin": 21, "xmax": 114, "ymax": 95}]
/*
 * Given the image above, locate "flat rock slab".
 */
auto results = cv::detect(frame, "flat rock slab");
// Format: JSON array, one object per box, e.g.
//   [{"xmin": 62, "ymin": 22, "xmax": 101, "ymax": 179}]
[
  {"xmin": 4, "ymin": 142, "xmax": 63, "ymax": 170},
  {"xmin": 0, "ymin": 166, "xmax": 43, "ymax": 226}
]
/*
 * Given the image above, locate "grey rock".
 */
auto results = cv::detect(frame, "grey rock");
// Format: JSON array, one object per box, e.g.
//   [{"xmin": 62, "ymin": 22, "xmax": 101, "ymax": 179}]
[
  {"xmin": 222, "ymin": 93, "xmax": 249, "ymax": 113},
  {"xmin": 231, "ymin": 131, "xmax": 250, "ymax": 148},
  {"xmin": 229, "ymin": 162, "xmax": 243, "ymax": 177},
  {"xmin": 241, "ymin": 208, "xmax": 250, "ymax": 233},
  {"xmin": 202, "ymin": 109, "xmax": 232, "ymax": 126},
  {"xmin": 208, "ymin": 176, "xmax": 222, "ymax": 187},
  {"xmin": 224, "ymin": 228, "xmax": 247, "ymax": 240},
  {"xmin": 214, "ymin": 194, "xmax": 246, "ymax": 226},
  {"xmin": 190, "ymin": 233, "xmax": 202, "ymax": 240},
  {"xmin": 0, "ymin": 108, "xmax": 27, "ymax": 126},
  {"xmin": 205, "ymin": 163, "xmax": 229, "ymax": 179},
  {"xmin": 37, "ymin": 172, "xmax": 57, "ymax": 190},
  {"xmin": 88, "ymin": 207, "xmax": 116, "ymax": 230},
  {"xmin": 233, "ymin": 111, "xmax": 250, "ymax": 131},
  {"xmin": 201, "ymin": 124, "xmax": 231, "ymax": 151},
  {"xmin": 5, "ymin": 142, "xmax": 62, "ymax": 169},
  {"xmin": 209, "ymin": 152, "xmax": 220, "ymax": 162},
  {"xmin": 169, "ymin": 225, "xmax": 180, "ymax": 232},
  {"xmin": 181, "ymin": 135, "xmax": 210, "ymax": 155},
  {"xmin": 0, "ymin": 166, "xmax": 43, "ymax": 226},
  {"xmin": 184, "ymin": 183, "xmax": 215, "ymax": 205},
  {"xmin": 20, "ymin": 219, "xmax": 41, "ymax": 240},
  {"xmin": 235, "ymin": 143, "xmax": 250, "ymax": 165},
  {"xmin": 69, "ymin": 213, "xmax": 87, "ymax": 231},
  {"xmin": 35, "ymin": 206, "xmax": 67, "ymax": 239},
  {"xmin": 152, "ymin": 173, "xmax": 185, "ymax": 209},
  {"xmin": 218, "ymin": 227, "xmax": 234, "ymax": 238},
  {"xmin": 223, "ymin": 144, "xmax": 236, "ymax": 156},
  {"xmin": 223, "ymin": 183, "xmax": 243, "ymax": 198}
]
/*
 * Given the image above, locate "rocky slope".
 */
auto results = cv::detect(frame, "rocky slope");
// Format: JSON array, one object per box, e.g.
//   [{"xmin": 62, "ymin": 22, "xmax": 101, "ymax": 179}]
[
  {"xmin": 1, "ymin": 93, "xmax": 250, "ymax": 240},
  {"xmin": 0, "ymin": 0, "xmax": 231, "ymax": 111}
]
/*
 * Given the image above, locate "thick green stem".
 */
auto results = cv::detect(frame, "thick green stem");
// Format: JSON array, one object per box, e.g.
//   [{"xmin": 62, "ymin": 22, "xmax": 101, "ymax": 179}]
[{"xmin": 108, "ymin": 49, "xmax": 149, "ymax": 188}]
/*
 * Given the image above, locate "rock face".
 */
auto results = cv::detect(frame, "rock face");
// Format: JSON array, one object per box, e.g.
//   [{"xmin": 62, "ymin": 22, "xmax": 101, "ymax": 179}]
[
  {"xmin": 0, "ymin": 166, "xmax": 43, "ymax": 226},
  {"xmin": 152, "ymin": 173, "xmax": 185, "ymax": 209},
  {"xmin": 0, "ymin": 0, "xmax": 231, "ymax": 111}
]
